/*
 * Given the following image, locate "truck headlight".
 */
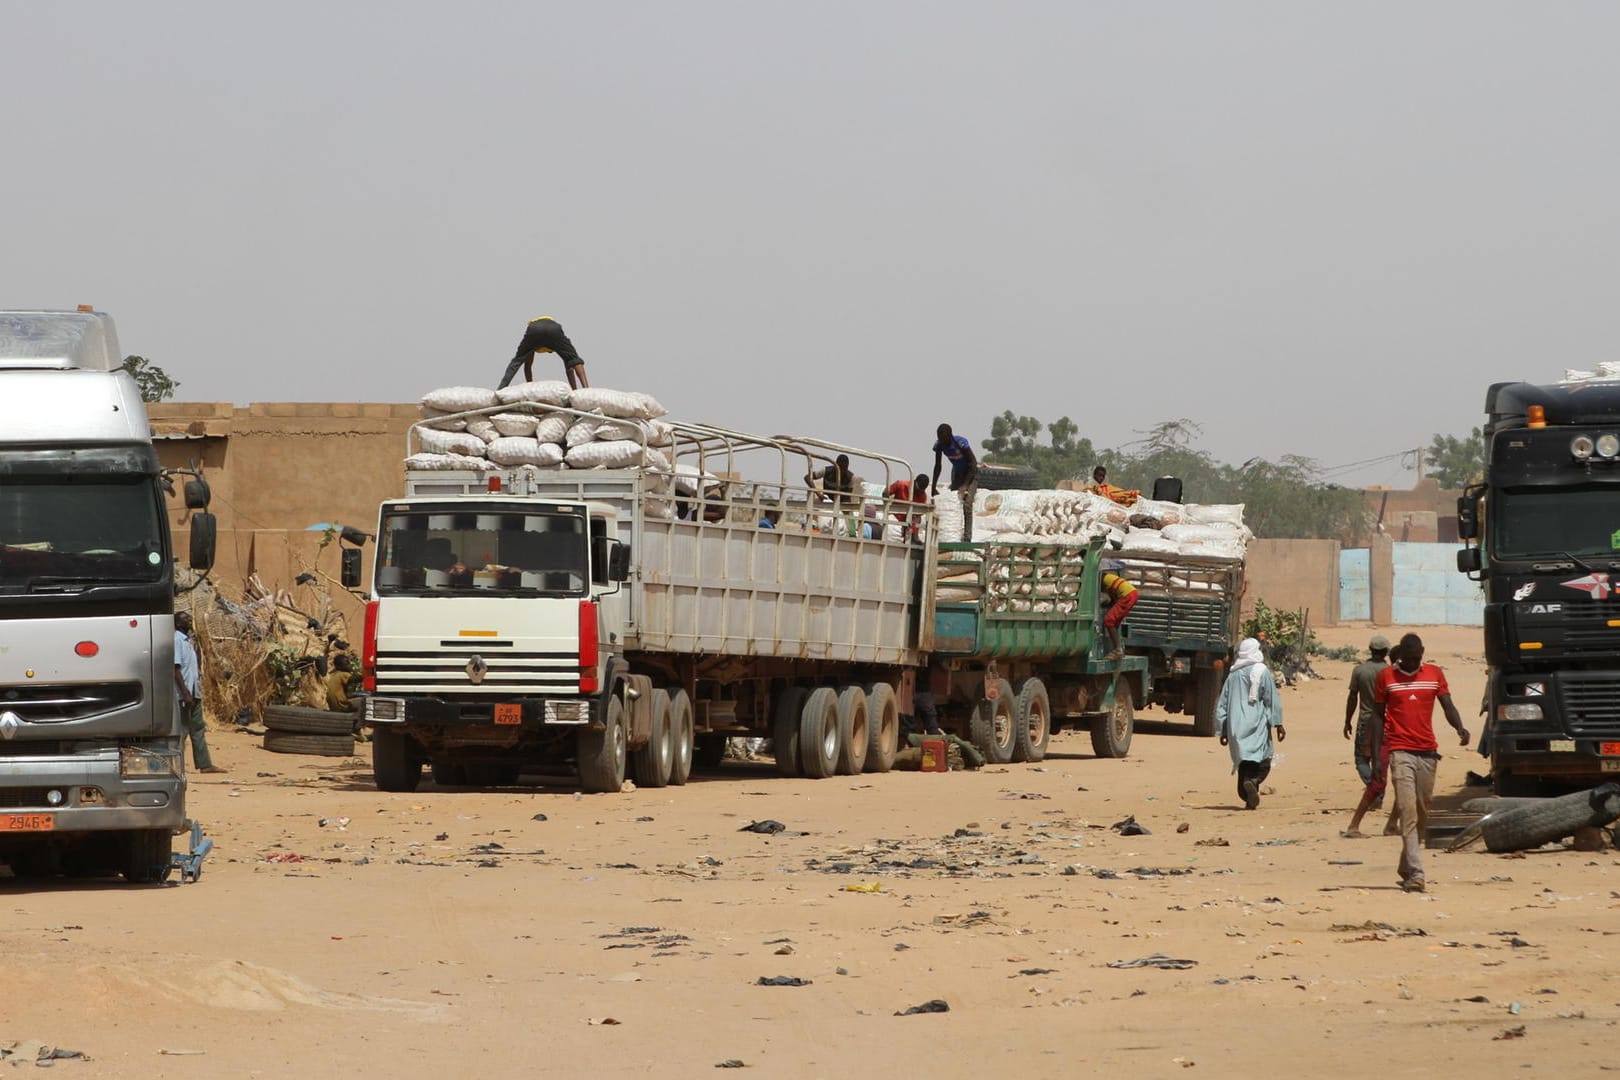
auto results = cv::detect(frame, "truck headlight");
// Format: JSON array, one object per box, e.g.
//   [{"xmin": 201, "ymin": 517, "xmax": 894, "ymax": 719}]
[
  {"xmin": 1598, "ymin": 433, "xmax": 1620, "ymax": 459},
  {"xmin": 1497, "ymin": 703, "xmax": 1543, "ymax": 721},
  {"xmin": 1571, "ymin": 435, "xmax": 1595, "ymax": 460},
  {"xmin": 120, "ymin": 746, "xmax": 182, "ymax": 778}
]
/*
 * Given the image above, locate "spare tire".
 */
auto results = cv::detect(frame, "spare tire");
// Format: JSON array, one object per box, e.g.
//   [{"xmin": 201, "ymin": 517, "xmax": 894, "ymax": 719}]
[
  {"xmin": 263, "ymin": 704, "xmax": 357, "ymax": 736},
  {"xmin": 977, "ymin": 464, "xmax": 1041, "ymax": 491},
  {"xmin": 263, "ymin": 731, "xmax": 356, "ymax": 757}
]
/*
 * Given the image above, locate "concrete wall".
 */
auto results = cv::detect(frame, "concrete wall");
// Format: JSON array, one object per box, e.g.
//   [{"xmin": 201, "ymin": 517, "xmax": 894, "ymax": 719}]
[{"xmin": 1241, "ymin": 538, "xmax": 1341, "ymax": 625}]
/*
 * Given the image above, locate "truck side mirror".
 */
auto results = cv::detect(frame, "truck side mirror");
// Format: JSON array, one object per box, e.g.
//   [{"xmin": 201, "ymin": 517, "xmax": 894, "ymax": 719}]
[
  {"xmin": 1456, "ymin": 547, "xmax": 1481, "ymax": 573},
  {"xmin": 184, "ymin": 477, "xmax": 211, "ymax": 510},
  {"xmin": 609, "ymin": 541, "xmax": 631, "ymax": 582},
  {"xmin": 1456, "ymin": 495, "xmax": 1478, "ymax": 540},
  {"xmin": 341, "ymin": 547, "xmax": 363, "ymax": 589},
  {"xmin": 189, "ymin": 512, "xmax": 217, "ymax": 571}
]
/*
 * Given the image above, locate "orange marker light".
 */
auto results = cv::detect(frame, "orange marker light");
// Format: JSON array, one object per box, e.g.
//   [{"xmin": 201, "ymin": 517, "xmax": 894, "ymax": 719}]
[
  {"xmin": 488, "ymin": 476, "xmax": 503, "ymax": 493},
  {"xmin": 75, "ymin": 641, "xmax": 100, "ymax": 658},
  {"xmin": 1527, "ymin": 405, "xmax": 1547, "ymax": 428}
]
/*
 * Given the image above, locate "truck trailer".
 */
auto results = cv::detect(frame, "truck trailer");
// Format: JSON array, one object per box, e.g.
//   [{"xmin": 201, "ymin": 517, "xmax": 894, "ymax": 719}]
[{"xmin": 353, "ymin": 403, "xmax": 1154, "ymax": 792}]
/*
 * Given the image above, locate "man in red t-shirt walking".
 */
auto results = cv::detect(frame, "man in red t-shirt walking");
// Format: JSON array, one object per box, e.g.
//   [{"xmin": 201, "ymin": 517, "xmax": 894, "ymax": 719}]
[{"xmin": 1373, "ymin": 633, "xmax": 1470, "ymax": 893}]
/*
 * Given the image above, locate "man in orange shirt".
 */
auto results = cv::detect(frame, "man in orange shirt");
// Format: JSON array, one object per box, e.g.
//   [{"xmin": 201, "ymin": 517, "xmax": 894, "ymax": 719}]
[
  {"xmin": 1373, "ymin": 633, "xmax": 1469, "ymax": 893},
  {"xmin": 883, "ymin": 473, "xmax": 930, "ymax": 540}
]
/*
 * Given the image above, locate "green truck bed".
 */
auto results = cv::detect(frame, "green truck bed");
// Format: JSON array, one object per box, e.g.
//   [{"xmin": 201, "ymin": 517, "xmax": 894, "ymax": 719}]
[
  {"xmin": 931, "ymin": 539, "xmax": 1145, "ymax": 674},
  {"xmin": 1111, "ymin": 550, "xmax": 1243, "ymax": 656}
]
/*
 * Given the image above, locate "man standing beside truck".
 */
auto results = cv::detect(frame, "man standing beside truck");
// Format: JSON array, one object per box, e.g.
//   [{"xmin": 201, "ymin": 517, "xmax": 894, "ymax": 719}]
[
  {"xmin": 174, "ymin": 612, "xmax": 225, "ymax": 775},
  {"xmin": 932, "ymin": 423, "xmax": 979, "ymax": 543}
]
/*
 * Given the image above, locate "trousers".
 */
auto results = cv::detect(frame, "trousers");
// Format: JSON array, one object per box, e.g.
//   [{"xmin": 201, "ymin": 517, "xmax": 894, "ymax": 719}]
[{"xmin": 1389, "ymin": 750, "xmax": 1438, "ymax": 884}]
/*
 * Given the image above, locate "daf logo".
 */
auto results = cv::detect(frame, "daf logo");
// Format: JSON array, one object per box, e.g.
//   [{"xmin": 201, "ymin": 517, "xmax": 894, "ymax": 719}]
[
  {"xmin": 1528, "ymin": 603, "xmax": 1563, "ymax": 614},
  {"xmin": 465, "ymin": 655, "xmax": 488, "ymax": 685},
  {"xmin": 0, "ymin": 711, "xmax": 19, "ymax": 741}
]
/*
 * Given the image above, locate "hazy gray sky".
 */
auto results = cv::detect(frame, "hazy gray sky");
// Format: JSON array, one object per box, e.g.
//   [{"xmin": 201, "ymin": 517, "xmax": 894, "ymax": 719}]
[{"xmin": 7, "ymin": 2, "xmax": 1618, "ymax": 488}]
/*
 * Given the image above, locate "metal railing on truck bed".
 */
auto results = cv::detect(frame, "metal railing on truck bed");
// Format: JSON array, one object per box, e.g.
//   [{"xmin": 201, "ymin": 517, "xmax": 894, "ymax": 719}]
[
  {"xmin": 931, "ymin": 539, "xmax": 1103, "ymax": 658},
  {"xmin": 1110, "ymin": 550, "xmax": 1242, "ymax": 653}
]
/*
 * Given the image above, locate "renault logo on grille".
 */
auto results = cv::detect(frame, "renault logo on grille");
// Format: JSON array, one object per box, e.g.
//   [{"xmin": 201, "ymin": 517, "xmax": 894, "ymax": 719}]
[
  {"xmin": 465, "ymin": 656, "xmax": 488, "ymax": 685},
  {"xmin": 0, "ymin": 711, "xmax": 20, "ymax": 741}
]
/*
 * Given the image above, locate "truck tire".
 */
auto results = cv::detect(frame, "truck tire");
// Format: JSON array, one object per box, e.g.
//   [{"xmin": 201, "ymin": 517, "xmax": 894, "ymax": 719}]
[
  {"xmin": 863, "ymin": 682, "xmax": 899, "ymax": 773},
  {"xmin": 578, "ymin": 694, "xmax": 629, "ymax": 793},
  {"xmin": 1091, "ymin": 683, "xmax": 1135, "ymax": 759},
  {"xmin": 1477, "ymin": 783, "xmax": 1620, "ymax": 853},
  {"xmin": 263, "ymin": 704, "xmax": 357, "ymax": 736},
  {"xmin": 121, "ymin": 829, "xmax": 174, "ymax": 885},
  {"xmin": 773, "ymin": 686, "xmax": 810, "ymax": 778},
  {"xmin": 977, "ymin": 464, "xmax": 1041, "ymax": 491},
  {"xmin": 970, "ymin": 679, "xmax": 1016, "ymax": 764},
  {"xmin": 1191, "ymin": 667, "xmax": 1220, "ymax": 738},
  {"xmin": 632, "ymin": 689, "xmax": 674, "ymax": 789},
  {"xmin": 667, "ymin": 690, "xmax": 695, "ymax": 786},
  {"xmin": 266, "ymin": 731, "xmax": 358, "ymax": 758},
  {"xmin": 835, "ymin": 686, "xmax": 869, "ymax": 775},
  {"xmin": 371, "ymin": 729, "xmax": 421, "ymax": 791},
  {"xmin": 431, "ymin": 758, "xmax": 467, "ymax": 787},
  {"xmin": 799, "ymin": 687, "xmax": 840, "ymax": 779},
  {"xmin": 1012, "ymin": 677, "xmax": 1051, "ymax": 763}
]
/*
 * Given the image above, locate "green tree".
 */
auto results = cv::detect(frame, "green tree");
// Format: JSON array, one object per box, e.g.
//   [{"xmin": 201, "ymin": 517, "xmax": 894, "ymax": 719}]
[
  {"xmin": 1424, "ymin": 427, "xmax": 1484, "ymax": 488},
  {"xmin": 980, "ymin": 411, "xmax": 1096, "ymax": 488},
  {"xmin": 120, "ymin": 355, "xmax": 179, "ymax": 403}
]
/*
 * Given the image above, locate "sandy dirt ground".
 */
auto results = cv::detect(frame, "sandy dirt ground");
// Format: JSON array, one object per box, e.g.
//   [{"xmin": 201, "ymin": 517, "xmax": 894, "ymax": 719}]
[{"xmin": 4, "ymin": 624, "xmax": 1619, "ymax": 1078}]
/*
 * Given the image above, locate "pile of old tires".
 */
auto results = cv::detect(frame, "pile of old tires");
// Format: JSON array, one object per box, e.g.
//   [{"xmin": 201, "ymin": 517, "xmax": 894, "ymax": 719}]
[{"xmin": 262, "ymin": 705, "xmax": 357, "ymax": 757}]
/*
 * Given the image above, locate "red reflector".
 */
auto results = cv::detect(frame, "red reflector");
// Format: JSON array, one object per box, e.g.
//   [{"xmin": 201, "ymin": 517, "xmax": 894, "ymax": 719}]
[
  {"xmin": 488, "ymin": 476, "xmax": 502, "ymax": 492},
  {"xmin": 361, "ymin": 600, "xmax": 380, "ymax": 693},
  {"xmin": 579, "ymin": 600, "xmax": 599, "ymax": 693},
  {"xmin": 75, "ymin": 641, "xmax": 100, "ymax": 658}
]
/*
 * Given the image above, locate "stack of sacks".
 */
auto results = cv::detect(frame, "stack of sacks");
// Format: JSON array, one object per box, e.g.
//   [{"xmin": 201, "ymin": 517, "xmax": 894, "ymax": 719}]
[
  {"xmin": 958, "ymin": 487, "xmax": 1251, "ymax": 561},
  {"xmin": 1562, "ymin": 363, "xmax": 1620, "ymax": 383},
  {"xmin": 407, "ymin": 383, "xmax": 676, "ymax": 481}
]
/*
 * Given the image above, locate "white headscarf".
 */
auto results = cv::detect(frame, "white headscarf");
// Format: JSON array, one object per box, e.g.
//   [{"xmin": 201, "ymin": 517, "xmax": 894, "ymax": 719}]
[{"xmin": 1228, "ymin": 637, "xmax": 1267, "ymax": 704}]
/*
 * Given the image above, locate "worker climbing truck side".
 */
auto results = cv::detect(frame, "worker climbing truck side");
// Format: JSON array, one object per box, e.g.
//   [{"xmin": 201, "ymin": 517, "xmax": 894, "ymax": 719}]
[
  {"xmin": 1108, "ymin": 550, "xmax": 1244, "ymax": 737},
  {"xmin": 930, "ymin": 539, "xmax": 1150, "ymax": 762},
  {"xmin": 1458, "ymin": 378, "xmax": 1620, "ymax": 794},
  {"xmin": 0, "ymin": 309, "xmax": 216, "ymax": 882},
  {"xmin": 353, "ymin": 408, "xmax": 932, "ymax": 793}
]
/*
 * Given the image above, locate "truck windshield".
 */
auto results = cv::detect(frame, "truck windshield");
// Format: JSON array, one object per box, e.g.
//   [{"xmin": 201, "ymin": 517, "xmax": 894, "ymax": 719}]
[
  {"xmin": 0, "ymin": 478, "xmax": 166, "ymax": 593},
  {"xmin": 377, "ymin": 508, "xmax": 588, "ymax": 595},
  {"xmin": 1493, "ymin": 487, "xmax": 1620, "ymax": 560}
]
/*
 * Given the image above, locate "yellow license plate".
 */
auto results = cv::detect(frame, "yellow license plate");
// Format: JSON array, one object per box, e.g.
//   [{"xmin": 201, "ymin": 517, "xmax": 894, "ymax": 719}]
[
  {"xmin": 0, "ymin": 813, "xmax": 55, "ymax": 832},
  {"xmin": 494, "ymin": 704, "xmax": 523, "ymax": 725},
  {"xmin": 1603, "ymin": 761, "xmax": 1620, "ymax": 773}
]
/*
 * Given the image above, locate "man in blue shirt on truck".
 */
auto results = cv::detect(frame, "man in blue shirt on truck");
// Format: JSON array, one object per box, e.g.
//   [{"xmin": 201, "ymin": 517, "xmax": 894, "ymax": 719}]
[{"xmin": 931, "ymin": 423, "xmax": 979, "ymax": 543}]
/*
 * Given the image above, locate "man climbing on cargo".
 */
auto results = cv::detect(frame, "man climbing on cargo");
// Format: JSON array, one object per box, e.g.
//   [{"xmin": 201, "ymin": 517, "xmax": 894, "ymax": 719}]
[
  {"xmin": 1375, "ymin": 633, "xmax": 1469, "ymax": 893},
  {"xmin": 1099, "ymin": 563, "xmax": 1139, "ymax": 661},
  {"xmin": 805, "ymin": 454, "xmax": 857, "ymax": 511},
  {"xmin": 931, "ymin": 423, "xmax": 979, "ymax": 542},
  {"xmin": 497, "ymin": 315, "xmax": 590, "ymax": 391}
]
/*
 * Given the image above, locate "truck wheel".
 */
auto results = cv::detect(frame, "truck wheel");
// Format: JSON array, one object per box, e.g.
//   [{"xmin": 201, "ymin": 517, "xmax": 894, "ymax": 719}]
[
  {"xmin": 121, "ymin": 829, "xmax": 174, "ymax": 884},
  {"xmin": 578, "ymin": 694, "xmax": 629, "ymax": 793},
  {"xmin": 431, "ymin": 758, "xmax": 467, "ymax": 787},
  {"xmin": 667, "ymin": 690, "xmax": 695, "ymax": 786},
  {"xmin": 695, "ymin": 735, "xmax": 727, "ymax": 770},
  {"xmin": 970, "ymin": 679, "xmax": 1016, "ymax": 764},
  {"xmin": 632, "ymin": 689, "xmax": 674, "ymax": 789},
  {"xmin": 773, "ymin": 687, "xmax": 810, "ymax": 778},
  {"xmin": 1013, "ymin": 677, "xmax": 1052, "ymax": 763},
  {"xmin": 836, "ymin": 686, "xmax": 869, "ymax": 775},
  {"xmin": 372, "ymin": 729, "xmax": 422, "ymax": 792},
  {"xmin": 264, "ymin": 731, "xmax": 357, "ymax": 757},
  {"xmin": 1091, "ymin": 683, "xmax": 1135, "ymax": 759},
  {"xmin": 799, "ymin": 687, "xmax": 840, "ymax": 779},
  {"xmin": 263, "ymin": 704, "xmax": 358, "ymax": 736},
  {"xmin": 863, "ymin": 682, "xmax": 899, "ymax": 773},
  {"xmin": 1191, "ymin": 667, "xmax": 1220, "ymax": 738}
]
